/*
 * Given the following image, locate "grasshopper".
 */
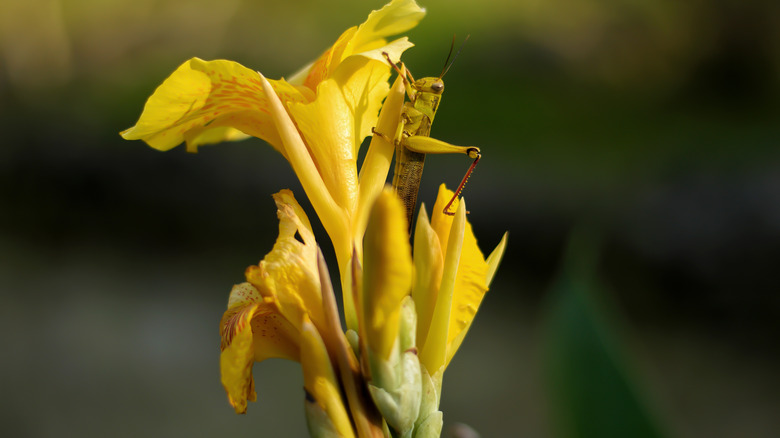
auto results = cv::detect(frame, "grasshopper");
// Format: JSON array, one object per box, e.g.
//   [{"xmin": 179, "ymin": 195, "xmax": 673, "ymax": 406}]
[{"xmin": 376, "ymin": 42, "xmax": 481, "ymax": 228}]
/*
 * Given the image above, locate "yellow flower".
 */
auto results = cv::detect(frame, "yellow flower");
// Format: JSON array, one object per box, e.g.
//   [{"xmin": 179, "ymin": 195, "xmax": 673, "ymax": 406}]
[
  {"xmin": 123, "ymin": 0, "xmax": 509, "ymax": 435},
  {"xmin": 219, "ymin": 190, "xmax": 320, "ymax": 414},
  {"xmin": 121, "ymin": 0, "xmax": 425, "ymax": 330},
  {"xmin": 413, "ymin": 185, "xmax": 508, "ymax": 379},
  {"xmin": 219, "ymin": 189, "xmax": 385, "ymax": 437}
]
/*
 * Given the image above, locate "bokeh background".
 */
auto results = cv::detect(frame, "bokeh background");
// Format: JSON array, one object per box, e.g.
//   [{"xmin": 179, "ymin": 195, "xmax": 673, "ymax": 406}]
[{"xmin": 2, "ymin": 0, "xmax": 779, "ymax": 436}]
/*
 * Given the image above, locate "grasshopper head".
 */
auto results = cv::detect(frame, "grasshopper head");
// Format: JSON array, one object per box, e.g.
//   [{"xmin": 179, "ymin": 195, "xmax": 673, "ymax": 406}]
[{"xmin": 414, "ymin": 77, "xmax": 444, "ymax": 95}]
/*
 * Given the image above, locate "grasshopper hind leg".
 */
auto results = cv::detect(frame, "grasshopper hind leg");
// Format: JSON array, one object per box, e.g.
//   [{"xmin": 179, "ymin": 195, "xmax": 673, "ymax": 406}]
[{"xmin": 443, "ymin": 147, "xmax": 481, "ymax": 216}]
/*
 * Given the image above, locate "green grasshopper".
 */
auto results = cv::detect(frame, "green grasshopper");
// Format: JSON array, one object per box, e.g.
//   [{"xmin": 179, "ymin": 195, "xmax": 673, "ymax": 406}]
[{"xmin": 377, "ymin": 43, "xmax": 481, "ymax": 228}]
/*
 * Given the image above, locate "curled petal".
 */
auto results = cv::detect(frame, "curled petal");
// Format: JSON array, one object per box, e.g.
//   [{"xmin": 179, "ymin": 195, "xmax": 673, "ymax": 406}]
[{"xmin": 219, "ymin": 283, "xmax": 301, "ymax": 414}]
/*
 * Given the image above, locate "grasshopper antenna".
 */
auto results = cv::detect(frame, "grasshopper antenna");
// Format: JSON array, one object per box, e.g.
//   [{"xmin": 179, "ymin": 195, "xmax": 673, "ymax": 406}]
[{"xmin": 439, "ymin": 34, "xmax": 470, "ymax": 79}]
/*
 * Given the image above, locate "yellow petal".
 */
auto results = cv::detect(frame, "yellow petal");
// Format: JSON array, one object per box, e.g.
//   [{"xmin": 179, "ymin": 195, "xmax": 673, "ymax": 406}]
[
  {"xmin": 219, "ymin": 283, "xmax": 301, "ymax": 414},
  {"xmin": 294, "ymin": 27, "xmax": 358, "ymax": 91},
  {"xmin": 269, "ymin": 56, "xmax": 395, "ymax": 336},
  {"xmin": 428, "ymin": 185, "xmax": 492, "ymax": 369},
  {"xmin": 289, "ymin": 59, "xmax": 391, "ymax": 212},
  {"xmin": 329, "ymin": 57, "xmax": 393, "ymax": 158},
  {"xmin": 288, "ymin": 78, "xmax": 359, "ymax": 212},
  {"xmin": 355, "ymin": 73, "xmax": 407, "ymax": 246},
  {"xmin": 420, "ymin": 193, "xmax": 465, "ymax": 374},
  {"xmin": 301, "ymin": 316, "xmax": 355, "ymax": 438},
  {"xmin": 486, "ymin": 232, "xmax": 508, "ymax": 287},
  {"xmin": 430, "ymin": 185, "xmax": 456, "ymax": 257},
  {"xmin": 288, "ymin": 0, "xmax": 424, "ymax": 88},
  {"xmin": 183, "ymin": 126, "xmax": 250, "ymax": 148},
  {"xmin": 257, "ymin": 74, "xmax": 349, "ymax": 263},
  {"xmin": 362, "ymin": 189, "xmax": 413, "ymax": 361},
  {"xmin": 121, "ymin": 57, "xmax": 313, "ymax": 153},
  {"xmin": 356, "ymin": 36, "xmax": 415, "ymax": 66},
  {"xmin": 244, "ymin": 190, "xmax": 326, "ymax": 331},
  {"xmin": 351, "ymin": 0, "xmax": 426, "ymax": 54},
  {"xmin": 444, "ymin": 212, "xmax": 489, "ymax": 368},
  {"xmin": 411, "ymin": 204, "xmax": 443, "ymax": 354}
]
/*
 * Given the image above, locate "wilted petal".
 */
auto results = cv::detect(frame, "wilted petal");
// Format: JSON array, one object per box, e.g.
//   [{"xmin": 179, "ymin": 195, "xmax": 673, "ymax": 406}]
[
  {"xmin": 219, "ymin": 283, "xmax": 301, "ymax": 413},
  {"xmin": 244, "ymin": 190, "xmax": 325, "ymax": 331}
]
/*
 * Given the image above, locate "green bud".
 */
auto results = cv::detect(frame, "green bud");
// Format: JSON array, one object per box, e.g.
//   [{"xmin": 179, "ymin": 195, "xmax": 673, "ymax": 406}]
[
  {"xmin": 416, "ymin": 364, "xmax": 442, "ymax": 431},
  {"xmin": 346, "ymin": 329, "xmax": 360, "ymax": 358},
  {"xmin": 413, "ymin": 411, "xmax": 442, "ymax": 438},
  {"xmin": 398, "ymin": 295, "xmax": 417, "ymax": 352},
  {"xmin": 367, "ymin": 297, "xmax": 422, "ymax": 435}
]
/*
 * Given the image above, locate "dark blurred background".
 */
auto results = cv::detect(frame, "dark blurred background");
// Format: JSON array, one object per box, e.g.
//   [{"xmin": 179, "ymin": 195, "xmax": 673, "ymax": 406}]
[{"xmin": 1, "ymin": 0, "xmax": 778, "ymax": 436}]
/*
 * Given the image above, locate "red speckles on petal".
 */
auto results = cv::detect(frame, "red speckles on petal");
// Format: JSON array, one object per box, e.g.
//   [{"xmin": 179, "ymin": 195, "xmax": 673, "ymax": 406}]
[{"xmin": 220, "ymin": 306, "xmax": 250, "ymax": 351}]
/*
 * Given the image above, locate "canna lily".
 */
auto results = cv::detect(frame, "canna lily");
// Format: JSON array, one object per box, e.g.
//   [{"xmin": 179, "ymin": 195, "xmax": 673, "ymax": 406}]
[
  {"xmin": 122, "ymin": 0, "xmax": 426, "ymax": 330},
  {"xmin": 219, "ymin": 190, "xmax": 319, "ymax": 414},
  {"xmin": 122, "ymin": 0, "xmax": 509, "ymax": 435},
  {"xmin": 220, "ymin": 184, "xmax": 506, "ymax": 436},
  {"xmin": 220, "ymin": 190, "xmax": 364, "ymax": 437}
]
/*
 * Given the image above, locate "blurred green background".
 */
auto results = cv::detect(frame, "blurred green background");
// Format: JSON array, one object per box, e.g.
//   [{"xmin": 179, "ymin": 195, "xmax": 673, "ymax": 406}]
[{"xmin": 1, "ymin": 0, "xmax": 779, "ymax": 436}]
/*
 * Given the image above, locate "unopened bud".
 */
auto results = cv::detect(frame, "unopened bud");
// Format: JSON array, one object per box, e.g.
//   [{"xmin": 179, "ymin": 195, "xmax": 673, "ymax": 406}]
[
  {"xmin": 367, "ymin": 297, "xmax": 422, "ymax": 434},
  {"xmin": 413, "ymin": 411, "xmax": 443, "ymax": 438}
]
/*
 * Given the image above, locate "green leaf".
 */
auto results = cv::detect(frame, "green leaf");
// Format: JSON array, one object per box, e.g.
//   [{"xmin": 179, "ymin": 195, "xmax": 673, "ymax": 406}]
[{"xmin": 544, "ymin": 229, "xmax": 667, "ymax": 438}]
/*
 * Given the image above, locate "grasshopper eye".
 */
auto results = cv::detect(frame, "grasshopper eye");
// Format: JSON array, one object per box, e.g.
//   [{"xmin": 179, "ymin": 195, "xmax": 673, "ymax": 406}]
[{"xmin": 431, "ymin": 82, "xmax": 444, "ymax": 93}]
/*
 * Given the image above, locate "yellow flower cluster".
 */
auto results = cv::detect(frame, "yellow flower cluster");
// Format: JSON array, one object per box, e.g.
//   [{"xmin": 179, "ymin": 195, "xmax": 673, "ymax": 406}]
[{"xmin": 122, "ymin": 1, "xmax": 506, "ymax": 436}]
